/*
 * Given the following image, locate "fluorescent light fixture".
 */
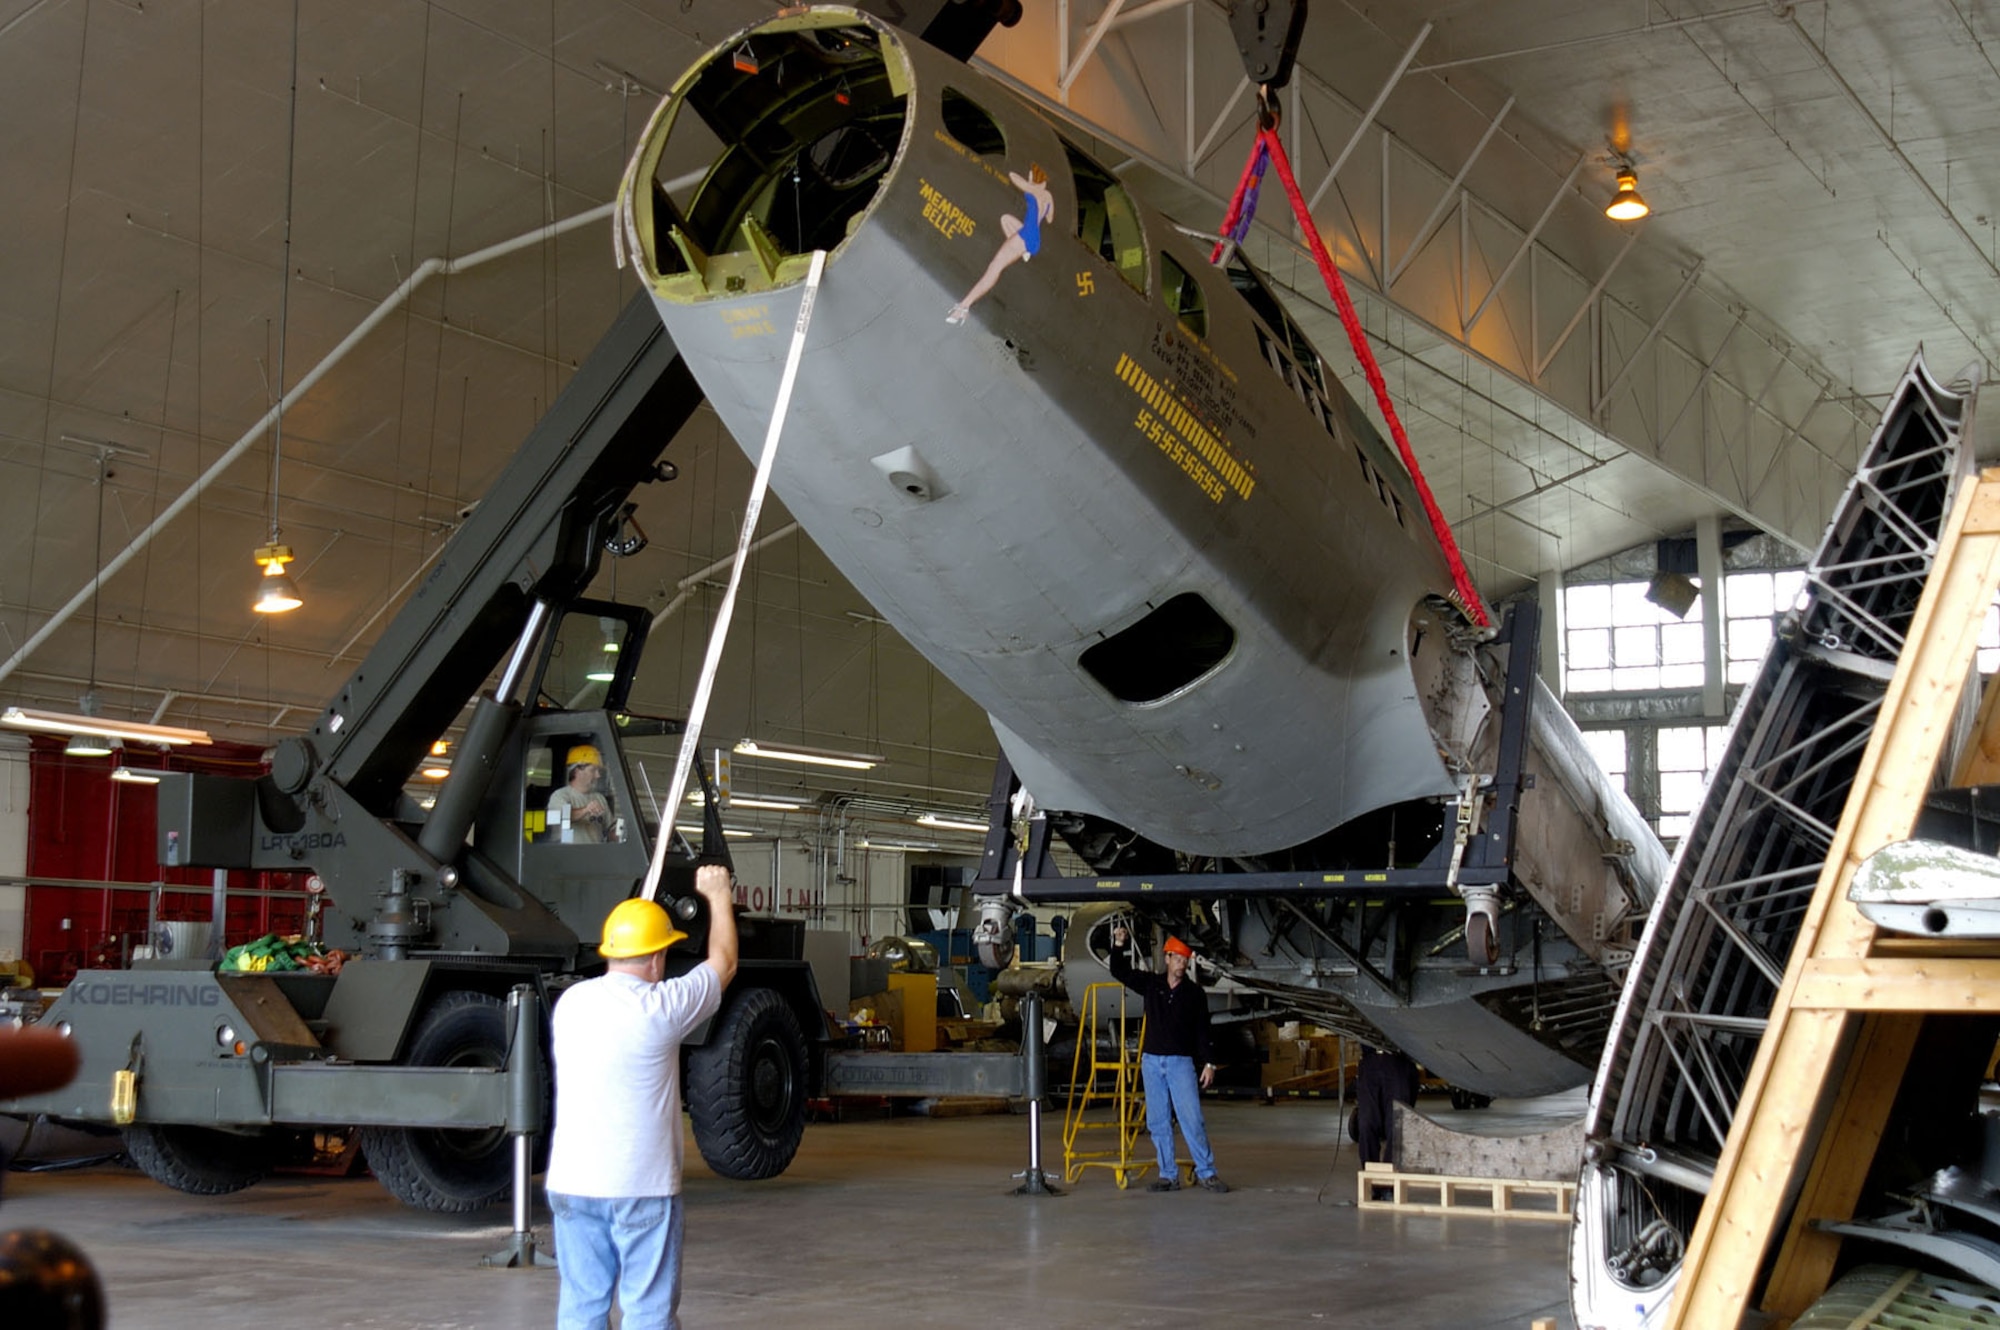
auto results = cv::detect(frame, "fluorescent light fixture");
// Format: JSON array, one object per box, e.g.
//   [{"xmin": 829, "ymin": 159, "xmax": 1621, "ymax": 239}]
[
  {"xmin": 734, "ymin": 739, "xmax": 881, "ymax": 770},
  {"xmin": 722, "ymin": 828, "xmax": 753, "ymax": 838},
  {"xmin": 918, "ymin": 813, "xmax": 989, "ymax": 833},
  {"xmin": 686, "ymin": 793, "xmax": 803, "ymax": 812},
  {"xmin": 111, "ymin": 766, "xmax": 160, "ymax": 785},
  {"xmin": 4, "ymin": 707, "xmax": 212, "ymax": 747},
  {"xmin": 587, "ymin": 636, "xmax": 619, "ymax": 682}
]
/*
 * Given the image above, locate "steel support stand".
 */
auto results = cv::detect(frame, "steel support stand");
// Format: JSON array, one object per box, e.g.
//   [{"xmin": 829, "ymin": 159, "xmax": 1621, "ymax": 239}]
[
  {"xmin": 484, "ymin": 985, "xmax": 556, "ymax": 1268},
  {"xmin": 1012, "ymin": 990, "xmax": 1063, "ymax": 1195}
]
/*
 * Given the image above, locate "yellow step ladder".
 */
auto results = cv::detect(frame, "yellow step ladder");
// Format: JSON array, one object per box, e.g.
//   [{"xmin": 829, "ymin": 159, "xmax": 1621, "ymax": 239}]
[{"xmin": 1061, "ymin": 981, "xmax": 1153, "ymax": 1188}]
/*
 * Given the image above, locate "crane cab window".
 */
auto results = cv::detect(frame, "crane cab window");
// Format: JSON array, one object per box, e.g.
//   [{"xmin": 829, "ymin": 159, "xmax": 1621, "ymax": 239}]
[
  {"xmin": 942, "ymin": 89, "xmax": 1005, "ymax": 156},
  {"xmin": 1080, "ymin": 593, "xmax": 1236, "ymax": 703},
  {"xmin": 1160, "ymin": 254, "xmax": 1208, "ymax": 340},
  {"xmin": 1061, "ymin": 138, "xmax": 1146, "ymax": 294}
]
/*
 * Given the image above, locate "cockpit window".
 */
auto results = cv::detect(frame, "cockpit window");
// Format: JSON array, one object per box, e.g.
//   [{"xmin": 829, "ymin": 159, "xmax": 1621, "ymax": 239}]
[
  {"xmin": 1080, "ymin": 593, "xmax": 1235, "ymax": 703},
  {"xmin": 942, "ymin": 89, "xmax": 1005, "ymax": 156},
  {"xmin": 1161, "ymin": 254, "xmax": 1208, "ymax": 340},
  {"xmin": 1061, "ymin": 138, "xmax": 1146, "ymax": 294}
]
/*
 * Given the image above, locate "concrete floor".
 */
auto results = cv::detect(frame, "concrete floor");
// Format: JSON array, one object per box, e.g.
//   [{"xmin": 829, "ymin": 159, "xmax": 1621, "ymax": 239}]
[{"xmin": 0, "ymin": 1099, "xmax": 1576, "ymax": 1328}]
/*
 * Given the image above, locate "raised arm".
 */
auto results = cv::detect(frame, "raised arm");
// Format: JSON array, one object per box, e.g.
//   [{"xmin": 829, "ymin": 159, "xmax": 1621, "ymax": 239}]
[
  {"xmin": 1107, "ymin": 920, "xmax": 1153, "ymax": 992},
  {"xmin": 695, "ymin": 863, "xmax": 738, "ymax": 989}
]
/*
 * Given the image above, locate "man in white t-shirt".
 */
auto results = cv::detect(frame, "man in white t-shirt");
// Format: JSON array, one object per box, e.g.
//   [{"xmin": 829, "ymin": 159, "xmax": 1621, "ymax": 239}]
[{"xmin": 546, "ymin": 865, "xmax": 738, "ymax": 1329}]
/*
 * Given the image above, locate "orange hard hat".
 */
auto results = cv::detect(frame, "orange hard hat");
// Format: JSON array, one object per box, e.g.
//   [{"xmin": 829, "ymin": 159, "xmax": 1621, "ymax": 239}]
[{"xmin": 1163, "ymin": 936, "xmax": 1194, "ymax": 958}]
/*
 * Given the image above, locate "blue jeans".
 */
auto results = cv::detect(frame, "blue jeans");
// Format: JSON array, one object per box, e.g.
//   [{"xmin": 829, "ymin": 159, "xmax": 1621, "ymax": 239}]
[
  {"xmin": 550, "ymin": 1192, "xmax": 686, "ymax": 1330},
  {"xmin": 1141, "ymin": 1053, "xmax": 1216, "ymax": 1181}
]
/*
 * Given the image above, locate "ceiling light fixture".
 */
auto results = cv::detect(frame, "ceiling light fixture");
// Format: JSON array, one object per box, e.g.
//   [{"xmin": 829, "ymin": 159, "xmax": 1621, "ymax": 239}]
[
  {"xmin": 1605, "ymin": 165, "xmax": 1650, "ymax": 221},
  {"xmin": 734, "ymin": 739, "xmax": 882, "ymax": 771},
  {"xmin": 917, "ymin": 813, "xmax": 990, "ymax": 833},
  {"xmin": 253, "ymin": 543, "xmax": 303, "ymax": 614},
  {"xmin": 2, "ymin": 707, "xmax": 213, "ymax": 747},
  {"xmin": 70, "ymin": 449, "xmax": 117, "ymax": 757},
  {"xmin": 254, "ymin": 8, "xmax": 306, "ymax": 615},
  {"xmin": 111, "ymin": 766, "xmax": 161, "ymax": 785},
  {"xmin": 421, "ymin": 738, "xmax": 452, "ymax": 780},
  {"xmin": 64, "ymin": 732, "xmax": 114, "ymax": 758}
]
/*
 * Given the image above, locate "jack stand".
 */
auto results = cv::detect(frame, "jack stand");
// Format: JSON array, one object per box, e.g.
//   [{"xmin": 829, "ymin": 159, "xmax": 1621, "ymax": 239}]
[
  {"xmin": 1011, "ymin": 991, "xmax": 1064, "ymax": 1196},
  {"xmin": 483, "ymin": 985, "xmax": 556, "ymax": 1269}
]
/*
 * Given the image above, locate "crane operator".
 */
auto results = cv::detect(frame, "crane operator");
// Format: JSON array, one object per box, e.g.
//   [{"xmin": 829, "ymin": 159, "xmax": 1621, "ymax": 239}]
[{"xmin": 549, "ymin": 745, "xmax": 615, "ymax": 843}]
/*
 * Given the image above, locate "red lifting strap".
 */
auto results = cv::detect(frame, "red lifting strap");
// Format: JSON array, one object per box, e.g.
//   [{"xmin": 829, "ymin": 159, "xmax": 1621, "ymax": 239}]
[{"xmin": 1236, "ymin": 125, "xmax": 1490, "ymax": 628}]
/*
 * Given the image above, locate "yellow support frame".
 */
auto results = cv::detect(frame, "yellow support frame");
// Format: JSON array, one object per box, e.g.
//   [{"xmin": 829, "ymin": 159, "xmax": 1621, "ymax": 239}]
[{"xmin": 1670, "ymin": 469, "xmax": 2000, "ymax": 1326}]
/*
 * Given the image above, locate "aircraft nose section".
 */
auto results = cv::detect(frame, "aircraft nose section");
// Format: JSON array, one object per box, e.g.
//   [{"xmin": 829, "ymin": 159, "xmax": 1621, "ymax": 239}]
[{"xmin": 617, "ymin": 7, "xmax": 914, "ymax": 304}]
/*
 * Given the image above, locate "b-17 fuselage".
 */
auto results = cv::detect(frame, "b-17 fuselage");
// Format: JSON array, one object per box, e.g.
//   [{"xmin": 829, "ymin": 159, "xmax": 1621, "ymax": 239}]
[{"xmin": 616, "ymin": 6, "xmax": 1667, "ymax": 1097}]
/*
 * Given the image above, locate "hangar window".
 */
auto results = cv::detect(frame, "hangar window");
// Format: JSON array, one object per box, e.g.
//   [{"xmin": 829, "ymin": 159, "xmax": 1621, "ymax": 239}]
[
  {"xmin": 1080, "ymin": 593, "xmax": 1235, "ymax": 703},
  {"xmin": 941, "ymin": 89, "xmax": 1005, "ymax": 156},
  {"xmin": 1161, "ymin": 254, "xmax": 1208, "ymax": 340},
  {"xmin": 1061, "ymin": 138, "xmax": 1146, "ymax": 294}
]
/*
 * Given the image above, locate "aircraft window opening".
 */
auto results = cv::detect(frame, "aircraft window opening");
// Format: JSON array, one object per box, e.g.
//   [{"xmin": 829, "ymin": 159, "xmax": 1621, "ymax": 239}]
[
  {"xmin": 1079, "ymin": 593, "xmax": 1236, "ymax": 704},
  {"xmin": 1060, "ymin": 138, "xmax": 1146, "ymax": 294},
  {"xmin": 1226, "ymin": 253, "xmax": 1330, "ymax": 396},
  {"xmin": 1304, "ymin": 392, "xmax": 1328, "ymax": 433},
  {"xmin": 1161, "ymin": 254, "xmax": 1209, "ymax": 339},
  {"xmin": 1289, "ymin": 330, "xmax": 1326, "ymax": 395},
  {"xmin": 941, "ymin": 88, "xmax": 1005, "ymax": 156}
]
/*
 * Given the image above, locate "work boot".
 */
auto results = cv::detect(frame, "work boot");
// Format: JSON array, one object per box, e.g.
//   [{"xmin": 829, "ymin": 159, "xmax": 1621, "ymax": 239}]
[
  {"xmin": 1146, "ymin": 1175, "xmax": 1180, "ymax": 1192},
  {"xmin": 1198, "ymin": 1174, "xmax": 1230, "ymax": 1193}
]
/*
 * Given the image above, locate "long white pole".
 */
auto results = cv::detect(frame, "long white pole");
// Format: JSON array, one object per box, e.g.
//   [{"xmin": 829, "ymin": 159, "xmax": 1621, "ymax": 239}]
[{"xmin": 640, "ymin": 249, "xmax": 829, "ymax": 902}]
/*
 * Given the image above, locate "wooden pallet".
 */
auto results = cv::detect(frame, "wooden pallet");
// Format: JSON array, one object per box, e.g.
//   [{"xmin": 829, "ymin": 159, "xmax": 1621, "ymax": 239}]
[{"xmin": 1355, "ymin": 1163, "xmax": 1574, "ymax": 1222}]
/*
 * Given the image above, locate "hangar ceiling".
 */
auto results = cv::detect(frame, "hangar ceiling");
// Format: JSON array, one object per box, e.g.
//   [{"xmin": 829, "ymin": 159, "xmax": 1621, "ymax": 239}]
[{"xmin": 0, "ymin": 0, "xmax": 1991, "ymax": 842}]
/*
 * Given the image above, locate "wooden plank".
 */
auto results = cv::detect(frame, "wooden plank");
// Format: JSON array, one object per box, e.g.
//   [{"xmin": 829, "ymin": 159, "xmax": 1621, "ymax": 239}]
[
  {"xmin": 1669, "ymin": 470, "xmax": 2000, "ymax": 1327},
  {"xmin": 1760, "ymin": 1012, "xmax": 1924, "ymax": 1323},
  {"xmin": 1793, "ymin": 957, "xmax": 2000, "ymax": 1011},
  {"xmin": 1951, "ymin": 655, "xmax": 2000, "ymax": 785}
]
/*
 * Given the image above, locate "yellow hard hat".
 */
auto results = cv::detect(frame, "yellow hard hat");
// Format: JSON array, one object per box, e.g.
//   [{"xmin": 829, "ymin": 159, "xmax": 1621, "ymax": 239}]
[
  {"xmin": 566, "ymin": 744, "xmax": 604, "ymax": 770},
  {"xmin": 598, "ymin": 898, "xmax": 686, "ymax": 958}
]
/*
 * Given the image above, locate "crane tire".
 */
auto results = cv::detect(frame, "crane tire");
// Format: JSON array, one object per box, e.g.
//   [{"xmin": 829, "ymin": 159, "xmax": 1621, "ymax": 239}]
[
  {"xmin": 123, "ymin": 1123, "xmax": 276, "ymax": 1196},
  {"xmin": 361, "ymin": 990, "xmax": 515, "ymax": 1213},
  {"xmin": 687, "ymin": 986, "xmax": 808, "ymax": 1181}
]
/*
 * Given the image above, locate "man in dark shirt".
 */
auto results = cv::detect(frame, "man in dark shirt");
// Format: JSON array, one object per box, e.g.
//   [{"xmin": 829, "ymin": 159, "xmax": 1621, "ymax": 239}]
[
  {"xmin": 1108, "ymin": 921, "xmax": 1228, "ymax": 1193},
  {"xmin": 1355, "ymin": 1045, "xmax": 1421, "ymax": 1165}
]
